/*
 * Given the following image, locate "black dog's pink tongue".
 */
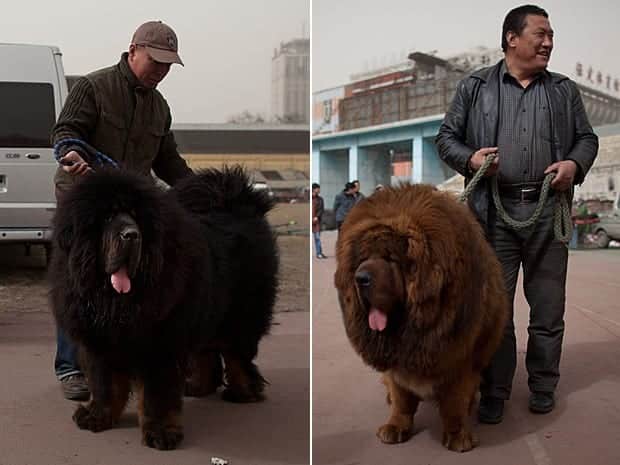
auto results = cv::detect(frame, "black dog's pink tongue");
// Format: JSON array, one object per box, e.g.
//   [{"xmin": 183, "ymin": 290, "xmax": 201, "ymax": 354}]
[
  {"xmin": 111, "ymin": 267, "xmax": 131, "ymax": 294},
  {"xmin": 368, "ymin": 308, "xmax": 387, "ymax": 331}
]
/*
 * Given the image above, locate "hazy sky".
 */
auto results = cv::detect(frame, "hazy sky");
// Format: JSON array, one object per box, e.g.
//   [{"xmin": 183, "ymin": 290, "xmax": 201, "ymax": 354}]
[
  {"xmin": 313, "ymin": 0, "xmax": 620, "ymax": 92},
  {"xmin": 2, "ymin": 0, "xmax": 308, "ymax": 123}
]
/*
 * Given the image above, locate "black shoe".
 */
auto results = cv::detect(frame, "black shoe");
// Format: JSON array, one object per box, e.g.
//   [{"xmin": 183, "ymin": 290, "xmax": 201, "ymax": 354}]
[
  {"xmin": 60, "ymin": 374, "xmax": 90, "ymax": 401},
  {"xmin": 529, "ymin": 392, "xmax": 555, "ymax": 414},
  {"xmin": 478, "ymin": 396, "xmax": 504, "ymax": 424}
]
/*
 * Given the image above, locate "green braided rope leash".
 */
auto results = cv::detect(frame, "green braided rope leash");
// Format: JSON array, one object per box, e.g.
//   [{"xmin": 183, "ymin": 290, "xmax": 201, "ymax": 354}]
[{"xmin": 458, "ymin": 154, "xmax": 572, "ymax": 243}]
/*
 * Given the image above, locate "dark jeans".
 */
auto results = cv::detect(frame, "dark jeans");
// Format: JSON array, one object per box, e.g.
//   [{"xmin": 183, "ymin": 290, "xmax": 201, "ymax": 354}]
[
  {"xmin": 53, "ymin": 186, "xmax": 83, "ymax": 381},
  {"xmin": 481, "ymin": 195, "xmax": 568, "ymax": 400},
  {"xmin": 55, "ymin": 327, "xmax": 82, "ymax": 380}
]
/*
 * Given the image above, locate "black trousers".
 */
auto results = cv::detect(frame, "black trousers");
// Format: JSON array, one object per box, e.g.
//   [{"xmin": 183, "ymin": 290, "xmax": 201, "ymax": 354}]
[{"xmin": 481, "ymin": 195, "xmax": 568, "ymax": 399}]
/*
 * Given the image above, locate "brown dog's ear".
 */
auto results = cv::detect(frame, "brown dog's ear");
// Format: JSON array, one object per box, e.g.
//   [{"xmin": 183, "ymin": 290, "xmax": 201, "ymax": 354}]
[
  {"xmin": 406, "ymin": 263, "xmax": 445, "ymax": 304},
  {"xmin": 334, "ymin": 263, "xmax": 349, "ymax": 290},
  {"xmin": 406, "ymin": 263, "xmax": 445, "ymax": 328}
]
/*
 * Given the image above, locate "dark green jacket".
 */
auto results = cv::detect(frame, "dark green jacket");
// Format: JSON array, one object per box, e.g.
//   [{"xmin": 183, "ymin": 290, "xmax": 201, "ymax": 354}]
[{"xmin": 53, "ymin": 53, "xmax": 192, "ymax": 191}]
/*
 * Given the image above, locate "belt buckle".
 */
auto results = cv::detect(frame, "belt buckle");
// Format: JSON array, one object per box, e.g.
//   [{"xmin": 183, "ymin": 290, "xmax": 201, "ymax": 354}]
[{"xmin": 520, "ymin": 187, "xmax": 536, "ymax": 202}]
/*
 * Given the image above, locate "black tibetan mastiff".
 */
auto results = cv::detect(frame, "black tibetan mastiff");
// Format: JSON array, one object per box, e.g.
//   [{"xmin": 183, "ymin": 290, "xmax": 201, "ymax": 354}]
[{"xmin": 49, "ymin": 167, "xmax": 278, "ymax": 450}]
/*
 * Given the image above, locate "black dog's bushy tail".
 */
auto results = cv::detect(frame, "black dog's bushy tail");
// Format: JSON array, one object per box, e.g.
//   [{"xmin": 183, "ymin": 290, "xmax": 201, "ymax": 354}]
[{"xmin": 172, "ymin": 165, "xmax": 275, "ymax": 218}]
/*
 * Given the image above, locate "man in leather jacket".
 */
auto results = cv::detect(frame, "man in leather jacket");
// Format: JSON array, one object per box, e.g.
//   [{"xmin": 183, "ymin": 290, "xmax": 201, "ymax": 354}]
[
  {"xmin": 51, "ymin": 21, "xmax": 192, "ymax": 401},
  {"xmin": 436, "ymin": 5, "xmax": 598, "ymax": 423}
]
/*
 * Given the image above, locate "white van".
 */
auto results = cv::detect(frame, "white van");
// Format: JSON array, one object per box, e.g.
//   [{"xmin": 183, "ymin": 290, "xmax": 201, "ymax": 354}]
[{"xmin": 0, "ymin": 43, "xmax": 68, "ymax": 253}]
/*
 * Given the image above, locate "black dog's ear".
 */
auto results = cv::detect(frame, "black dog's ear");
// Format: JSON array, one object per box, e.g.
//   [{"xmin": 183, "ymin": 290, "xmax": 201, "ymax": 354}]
[{"xmin": 67, "ymin": 238, "xmax": 98, "ymax": 294}]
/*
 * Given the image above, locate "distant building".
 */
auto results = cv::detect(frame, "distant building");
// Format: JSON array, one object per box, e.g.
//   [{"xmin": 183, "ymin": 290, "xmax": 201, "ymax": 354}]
[
  {"xmin": 313, "ymin": 46, "xmax": 620, "ymax": 205},
  {"xmin": 172, "ymin": 123, "xmax": 309, "ymax": 175},
  {"xmin": 313, "ymin": 46, "xmax": 620, "ymax": 135},
  {"xmin": 574, "ymin": 122, "xmax": 620, "ymax": 203},
  {"xmin": 312, "ymin": 86, "xmax": 344, "ymax": 135},
  {"xmin": 173, "ymin": 123, "xmax": 310, "ymax": 202},
  {"xmin": 271, "ymin": 38, "xmax": 310, "ymax": 123},
  {"xmin": 445, "ymin": 46, "xmax": 504, "ymax": 71}
]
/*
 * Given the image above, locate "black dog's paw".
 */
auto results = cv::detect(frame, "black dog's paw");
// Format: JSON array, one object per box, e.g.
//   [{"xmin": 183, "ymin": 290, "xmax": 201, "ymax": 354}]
[
  {"xmin": 222, "ymin": 362, "xmax": 268, "ymax": 403},
  {"xmin": 73, "ymin": 404, "xmax": 114, "ymax": 432},
  {"xmin": 141, "ymin": 422, "xmax": 184, "ymax": 450}
]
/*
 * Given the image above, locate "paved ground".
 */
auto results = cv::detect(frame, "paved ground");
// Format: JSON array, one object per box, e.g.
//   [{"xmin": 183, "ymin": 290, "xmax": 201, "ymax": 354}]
[
  {"xmin": 313, "ymin": 230, "xmax": 620, "ymax": 465},
  {"xmin": 0, "ymin": 203, "xmax": 310, "ymax": 465}
]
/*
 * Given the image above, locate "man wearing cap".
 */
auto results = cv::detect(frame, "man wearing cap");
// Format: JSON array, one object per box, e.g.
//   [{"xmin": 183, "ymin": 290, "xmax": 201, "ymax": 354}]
[{"xmin": 51, "ymin": 21, "xmax": 192, "ymax": 401}]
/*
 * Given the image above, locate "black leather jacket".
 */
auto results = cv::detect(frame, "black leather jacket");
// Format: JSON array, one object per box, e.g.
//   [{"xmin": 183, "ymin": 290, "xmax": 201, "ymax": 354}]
[{"xmin": 436, "ymin": 60, "xmax": 598, "ymax": 231}]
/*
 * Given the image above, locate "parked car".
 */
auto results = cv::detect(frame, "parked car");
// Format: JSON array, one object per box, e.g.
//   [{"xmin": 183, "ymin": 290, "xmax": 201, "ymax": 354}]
[
  {"xmin": 252, "ymin": 181, "xmax": 275, "ymax": 199},
  {"xmin": 593, "ymin": 193, "xmax": 620, "ymax": 248},
  {"xmin": 0, "ymin": 43, "xmax": 68, "ymax": 258}
]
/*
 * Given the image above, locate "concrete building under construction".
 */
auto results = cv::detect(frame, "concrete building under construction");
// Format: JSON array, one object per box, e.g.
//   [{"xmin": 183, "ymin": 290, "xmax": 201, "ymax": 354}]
[
  {"xmin": 313, "ymin": 47, "xmax": 620, "ymax": 134},
  {"xmin": 312, "ymin": 47, "xmax": 620, "ymax": 208}
]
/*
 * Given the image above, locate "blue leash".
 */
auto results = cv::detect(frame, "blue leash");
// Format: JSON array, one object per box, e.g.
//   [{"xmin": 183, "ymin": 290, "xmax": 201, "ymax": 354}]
[{"xmin": 53, "ymin": 138, "xmax": 119, "ymax": 169}]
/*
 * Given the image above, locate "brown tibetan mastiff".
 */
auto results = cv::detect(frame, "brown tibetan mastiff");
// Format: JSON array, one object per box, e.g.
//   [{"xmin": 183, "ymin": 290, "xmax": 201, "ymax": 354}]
[
  {"xmin": 335, "ymin": 184, "xmax": 508, "ymax": 452},
  {"xmin": 49, "ymin": 167, "xmax": 278, "ymax": 450}
]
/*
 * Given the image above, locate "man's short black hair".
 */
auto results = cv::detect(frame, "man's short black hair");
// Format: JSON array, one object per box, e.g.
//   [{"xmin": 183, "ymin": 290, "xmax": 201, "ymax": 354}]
[
  {"xmin": 345, "ymin": 182, "xmax": 355, "ymax": 190},
  {"xmin": 312, "ymin": 183, "xmax": 320, "ymax": 189},
  {"xmin": 352, "ymin": 179, "xmax": 360, "ymax": 185},
  {"xmin": 502, "ymin": 4, "xmax": 548, "ymax": 52}
]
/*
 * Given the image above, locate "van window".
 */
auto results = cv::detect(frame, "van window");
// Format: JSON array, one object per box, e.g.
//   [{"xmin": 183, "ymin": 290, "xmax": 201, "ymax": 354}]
[{"xmin": 0, "ymin": 82, "xmax": 55, "ymax": 148}]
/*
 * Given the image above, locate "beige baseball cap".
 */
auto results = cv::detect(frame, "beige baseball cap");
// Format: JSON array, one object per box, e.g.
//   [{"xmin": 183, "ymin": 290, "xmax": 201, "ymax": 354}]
[{"xmin": 131, "ymin": 21, "xmax": 184, "ymax": 66}]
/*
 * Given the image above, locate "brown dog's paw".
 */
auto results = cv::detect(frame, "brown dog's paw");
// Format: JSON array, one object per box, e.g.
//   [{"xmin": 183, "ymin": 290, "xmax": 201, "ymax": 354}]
[
  {"xmin": 376, "ymin": 423, "xmax": 412, "ymax": 444},
  {"xmin": 72, "ymin": 404, "xmax": 114, "ymax": 432},
  {"xmin": 142, "ymin": 422, "xmax": 184, "ymax": 450},
  {"xmin": 442, "ymin": 429, "xmax": 478, "ymax": 452}
]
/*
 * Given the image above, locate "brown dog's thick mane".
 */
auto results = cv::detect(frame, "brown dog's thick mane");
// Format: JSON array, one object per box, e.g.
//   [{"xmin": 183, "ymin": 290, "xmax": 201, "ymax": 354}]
[{"xmin": 335, "ymin": 184, "xmax": 497, "ymax": 376}]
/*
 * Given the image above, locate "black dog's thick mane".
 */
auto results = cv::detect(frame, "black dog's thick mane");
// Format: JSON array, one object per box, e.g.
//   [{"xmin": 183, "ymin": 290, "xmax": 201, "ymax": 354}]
[
  {"xmin": 50, "ymin": 167, "xmax": 277, "ymax": 355},
  {"xmin": 172, "ymin": 166, "xmax": 275, "ymax": 218}
]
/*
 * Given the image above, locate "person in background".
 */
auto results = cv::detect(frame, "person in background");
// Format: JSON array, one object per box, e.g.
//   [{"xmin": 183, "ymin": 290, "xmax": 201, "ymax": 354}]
[
  {"xmin": 333, "ymin": 182, "xmax": 357, "ymax": 232},
  {"xmin": 351, "ymin": 179, "xmax": 365, "ymax": 202},
  {"xmin": 312, "ymin": 183, "xmax": 327, "ymax": 259}
]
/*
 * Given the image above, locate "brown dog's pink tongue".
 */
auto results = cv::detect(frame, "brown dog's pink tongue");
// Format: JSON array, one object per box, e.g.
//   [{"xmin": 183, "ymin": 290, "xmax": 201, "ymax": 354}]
[
  {"xmin": 111, "ymin": 267, "xmax": 131, "ymax": 294},
  {"xmin": 368, "ymin": 308, "xmax": 387, "ymax": 331}
]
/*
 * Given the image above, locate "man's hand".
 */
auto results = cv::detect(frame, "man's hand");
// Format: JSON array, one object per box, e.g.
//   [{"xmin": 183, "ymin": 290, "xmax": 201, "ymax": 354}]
[
  {"xmin": 468, "ymin": 147, "xmax": 499, "ymax": 176},
  {"xmin": 544, "ymin": 160, "xmax": 577, "ymax": 191},
  {"xmin": 60, "ymin": 150, "xmax": 93, "ymax": 176}
]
